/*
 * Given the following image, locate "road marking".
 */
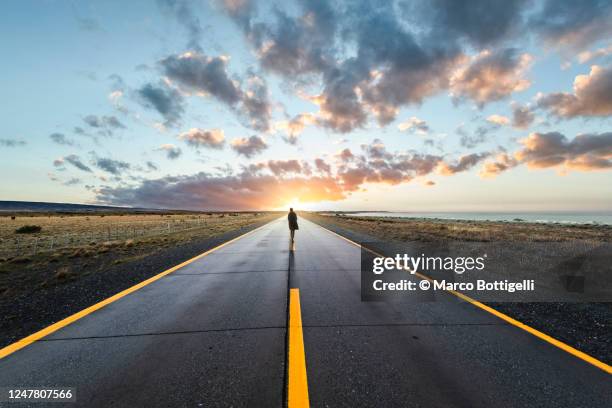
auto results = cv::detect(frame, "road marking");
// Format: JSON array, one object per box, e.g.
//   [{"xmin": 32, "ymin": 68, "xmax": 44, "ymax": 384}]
[
  {"xmin": 316, "ymin": 221, "xmax": 612, "ymax": 375},
  {"xmin": 0, "ymin": 220, "xmax": 276, "ymax": 360},
  {"xmin": 288, "ymin": 288, "xmax": 310, "ymax": 407}
]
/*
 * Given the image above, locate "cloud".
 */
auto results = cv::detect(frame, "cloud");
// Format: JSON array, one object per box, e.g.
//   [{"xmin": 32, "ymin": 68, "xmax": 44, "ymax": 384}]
[
  {"xmin": 227, "ymin": 0, "xmax": 335, "ymax": 77},
  {"xmin": 515, "ymin": 131, "xmax": 612, "ymax": 170},
  {"xmin": 55, "ymin": 154, "xmax": 92, "ymax": 172},
  {"xmin": 219, "ymin": 1, "xmax": 543, "ymax": 132},
  {"xmin": 578, "ymin": 44, "xmax": 612, "ymax": 63},
  {"xmin": 362, "ymin": 139, "xmax": 393, "ymax": 161},
  {"xmin": 160, "ymin": 52, "xmax": 272, "ymax": 131},
  {"xmin": 265, "ymin": 159, "xmax": 304, "ymax": 176},
  {"xmin": 73, "ymin": 126, "xmax": 88, "ymax": 136},
  {"xmin": 223, "ymin": 0, "xmax": 463, "ymax": 132},
  {"xmin": 397, "ymin": 117, "xmax": 430, "ymax": 134},
  {"xmin": 0, "ymin": 138, "xmax": 26, "ymax": 147},
  {"xmin": 178, "ymin": 128, "xmax": 225, "ymax": 149},
  {"xmin": 511, "ymin": 102, "xmax": 535, "ymax": 129},
  {"xmin": 450, "ymin": 49, "xmax": 532, "ymax": 107},
  {"xmin": 161, "ymin": 52, "xmax": 240, "ymax": 103},
  {"xmin": 93, "ymin": 157, "xmax": 131, "ymax": 175},
  {"xmin": 137, "ymin": 81, "xmax": 185, "ymax": 127},
  {"xmin": 418, "ymin": 0, "xmax": 527, "ymax": 47},
  {"xmin": 49, "ymin": 133, "xmax": 75, "ymax": 146},
  {"xmin": 146, "ymin": 161, "xmax": 159, "ymax": 171},
  {"xmin": 336, "ymin": 148, "xmax": 355, "ymax": 163},
  {"xmin": 314, "ymin": 158, "xmax": 331, "ymax": 174},
  {"xmin": 459, "ymin": 125, "xmax": 496, "ymax": 148},
  {"xmin": 230, "ymin": 135, "xmax": 268, "ymax": 157},
  {"xmin": 536, "ymin": 65, "xmax": 612, "ymax": 118},
  {"xmin": 83, "ymin": 115, "xmax": 126, "ymax": 136},
  {"xmin": 95, "ymin": 138, "xmax": 502, "ymax": 210},
  {"xmin": 157, "ymin": 0, "xmax": 203, "ymax": 51},
  {"xmin": 482, "ymin": 131, "xmax": 612, "ymax": 176},
  {"xmin": 438, "ymin": 152, "xmax": 490, "ymax": 175},
  {"xmin": 63, "ymin": 177, "xmax": 82, "ymax": 186},
  {"xmin": 486, "ymin": 114, "xmax": 510, "ymax": 126},
  {"xmin": 96, "ymin": 172, "xmax": 346, "ymax": 211},
  {"xmin": 530, "ymin": 0, "xmax": 612, "ymax": 51},
  {"xmin": 157, "ymin": 144, "xmax": 182, "ymax": 159},
  {"xmin": 480, "ymin": 153, "xmax": 519, "ymax": 178},
  {"xmin": 339, "ymin": 141, "xmax": 446, "ymax": 186},
  {"xmin": 274, "ymin": 113, "xmax": 316, "ymax": 144}
]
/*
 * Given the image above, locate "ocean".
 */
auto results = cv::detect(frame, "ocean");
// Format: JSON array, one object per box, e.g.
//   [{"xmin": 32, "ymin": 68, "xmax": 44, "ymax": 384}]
[{"xmin": 346, "ymin": 212, "xmax": 612, "ymax": 225}]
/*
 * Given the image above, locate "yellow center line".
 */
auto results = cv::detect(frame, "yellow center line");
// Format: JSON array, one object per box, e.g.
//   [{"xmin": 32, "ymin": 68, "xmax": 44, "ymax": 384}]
[
  {"xmin": 318, "ymin": 223, "xmax": 612, "ymax": 375},
  {"xmin": 0, "ymin": 220, "xmax": 277, "ymax": 360},
  {"xmin": 288, "ymin": 288, "xmax": 310, "ymax": 407}
]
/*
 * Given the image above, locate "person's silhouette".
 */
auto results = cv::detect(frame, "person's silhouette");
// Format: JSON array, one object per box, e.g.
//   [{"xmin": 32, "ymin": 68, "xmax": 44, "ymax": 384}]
[{"xmin": 288, "ymin": 208, "xmax": 299, "ymax": 246}]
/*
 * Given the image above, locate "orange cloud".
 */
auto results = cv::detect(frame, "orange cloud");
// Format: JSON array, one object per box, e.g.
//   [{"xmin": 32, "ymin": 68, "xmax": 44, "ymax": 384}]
[
  {"xmin": 450, "ymin": 49, "xmax": 532, "ymax": 106},
  {"xmin": 179, "ymin": 128, "xmax": 225, "ymax": 149},
  {"xmin": 437, "ymin": 153, "xmax": 490, "ymax": 175},
  {"xmin": 97, "ymin": 139, "xmax": 539, "ymax": 210},
  {"xmin": 537, "ymin": 65, "xmax": 612, "ymax": 118},
  {"xmin": 480, "ymin": 153, "xmax": 518, "ymax": 178},
  {"xmin": 481, "ymin": 132, "xmax": 612, "ymax": 177}
]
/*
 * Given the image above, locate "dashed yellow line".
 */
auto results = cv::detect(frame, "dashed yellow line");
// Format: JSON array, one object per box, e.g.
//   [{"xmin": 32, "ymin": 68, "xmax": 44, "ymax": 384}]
[
  {"xmin": 288, "ymin": 288, "xmax": 310, "ymax": 407},
  {"xmin": 0, "ymin": 221, "xmax": 275, "ymax": 360},
  {"xmin": 317, "ymin": 222, "xmax": 612, "ymax": 375}
]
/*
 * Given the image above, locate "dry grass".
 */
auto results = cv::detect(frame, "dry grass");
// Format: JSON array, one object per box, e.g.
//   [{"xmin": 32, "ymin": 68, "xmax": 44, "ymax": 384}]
[
  {"xmin": 304, "ymin": 213, "xmax": 612, "ymax": 243},
  {"xmin": 0, "ymin": 211, "xmax": 280, "ymax": 297},
  {"xmin": 0, "ymin": 212, "xmax": 279, "ymax": 259}
]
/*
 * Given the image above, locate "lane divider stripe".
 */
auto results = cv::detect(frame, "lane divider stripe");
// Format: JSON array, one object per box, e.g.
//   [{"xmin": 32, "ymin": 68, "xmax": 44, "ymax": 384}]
[
  {"xmin": 317, "ymin": 222, "xmax": 612, "ymax": 375},
  {"xmin": 288, "ymin": 288, "xmax": 310, "ymax": 407},
  {"xmin": 0, "ymin": 220, "xmax": 278, "ymax": 360}
]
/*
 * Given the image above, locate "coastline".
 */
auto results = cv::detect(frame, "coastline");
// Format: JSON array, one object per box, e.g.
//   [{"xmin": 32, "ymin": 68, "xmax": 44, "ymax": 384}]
[{"xmin": 323, "ymin": 211, "xmax": 612, "ymax": 226}]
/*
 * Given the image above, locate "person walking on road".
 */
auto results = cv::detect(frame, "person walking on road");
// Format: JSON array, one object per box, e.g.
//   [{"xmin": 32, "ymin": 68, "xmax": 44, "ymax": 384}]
[{"xmin": 288, "ymin": 208, "xmax": 299, "ymax": 246}]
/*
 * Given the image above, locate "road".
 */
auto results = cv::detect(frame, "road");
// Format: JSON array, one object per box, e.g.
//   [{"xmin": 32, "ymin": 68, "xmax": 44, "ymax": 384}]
[{"xmin": 0, "ymin": 217, "xmax": 610, "ymax": 407}]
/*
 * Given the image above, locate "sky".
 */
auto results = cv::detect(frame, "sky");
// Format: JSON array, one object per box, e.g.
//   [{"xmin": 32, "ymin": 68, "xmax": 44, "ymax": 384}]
[{"xmin": 0, "ymin": 0, "xmax": 611, "ymax": 212}]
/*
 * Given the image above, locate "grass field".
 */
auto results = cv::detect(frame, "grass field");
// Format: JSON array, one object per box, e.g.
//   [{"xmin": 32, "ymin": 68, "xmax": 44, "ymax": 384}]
[
  {"xmin": 0, "ymin": 212, "xmax": 279, "ymax": 259},
  {"xmin": 306, "ymin": 213, "xmax": 612, "ymax": 242},
  {"xmin": 0, "ymin": 211, "xmax": 280, "ymax": 296}
]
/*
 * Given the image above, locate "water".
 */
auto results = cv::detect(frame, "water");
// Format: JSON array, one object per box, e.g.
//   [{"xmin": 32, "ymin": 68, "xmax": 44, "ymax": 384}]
[{"xmin": 345, "ymin": 212, "xmax": 612, "ymax": 225}]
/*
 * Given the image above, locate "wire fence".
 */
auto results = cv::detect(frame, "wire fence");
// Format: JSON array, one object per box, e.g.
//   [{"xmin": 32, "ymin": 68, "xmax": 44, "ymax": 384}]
[{"xmin": 0, "ymin": 218, "xmax": 212, "ymax": 258}]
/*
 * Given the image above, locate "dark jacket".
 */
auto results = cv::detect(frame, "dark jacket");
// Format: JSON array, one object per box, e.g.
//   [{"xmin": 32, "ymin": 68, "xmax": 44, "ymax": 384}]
[{"xmin": 288, "ymin": 211, "xmax": 299, "ymax": 230}]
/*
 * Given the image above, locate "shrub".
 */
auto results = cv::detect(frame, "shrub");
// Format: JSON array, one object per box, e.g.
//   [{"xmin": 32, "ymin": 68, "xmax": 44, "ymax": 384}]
[
  {"xmin": 10, "ymin": 256, "xmax": 31, "ymax": 264},
  {"xmin": 15, "ymin": 225, "xmax": 42, "ymax": 234},
  {"xmin": 55, "ymin": 267, "xmax": 71, "ymax": 280}
]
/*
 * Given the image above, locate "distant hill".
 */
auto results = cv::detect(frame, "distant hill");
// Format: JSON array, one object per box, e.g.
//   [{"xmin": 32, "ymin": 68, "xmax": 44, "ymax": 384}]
[{"xmin": 0, "ymin": 200, "xmax": 152, "ymax": 213}]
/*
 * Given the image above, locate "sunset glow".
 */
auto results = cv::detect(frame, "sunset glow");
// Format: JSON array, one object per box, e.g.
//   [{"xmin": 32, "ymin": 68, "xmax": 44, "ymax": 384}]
[{"xmin": 0, "ymin": 1, "xmax": 610, "ymax": 211}]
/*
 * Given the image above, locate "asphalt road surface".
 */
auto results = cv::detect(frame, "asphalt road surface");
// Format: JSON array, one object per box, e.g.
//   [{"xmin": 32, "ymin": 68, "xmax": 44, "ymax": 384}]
[{"xmin": 0, "ymin": 217, "xmax": 610, "ymax": 407}]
